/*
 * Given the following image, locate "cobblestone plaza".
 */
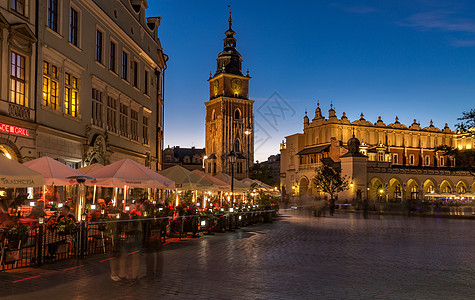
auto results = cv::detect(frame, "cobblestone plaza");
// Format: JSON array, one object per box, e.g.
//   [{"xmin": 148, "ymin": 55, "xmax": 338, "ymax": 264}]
[{"xmin": 1, "ymin": 210, "xmax": 474, "ymax": 299}]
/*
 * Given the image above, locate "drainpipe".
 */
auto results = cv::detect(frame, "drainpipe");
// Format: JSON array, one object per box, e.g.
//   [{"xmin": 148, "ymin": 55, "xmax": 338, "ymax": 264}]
[
  {"xmin": 34, "ymin": 0, "xmax": 39, "ymax": 123},
  {"xmin": 155, "ymin": 63, "xmax": 167, "ymax": 171}
]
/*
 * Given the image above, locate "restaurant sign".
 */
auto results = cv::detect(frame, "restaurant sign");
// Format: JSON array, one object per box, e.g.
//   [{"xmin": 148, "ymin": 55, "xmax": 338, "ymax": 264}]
[{"xmin": 0, "ymin": 123, "xmax": 29, "ymax": 136}]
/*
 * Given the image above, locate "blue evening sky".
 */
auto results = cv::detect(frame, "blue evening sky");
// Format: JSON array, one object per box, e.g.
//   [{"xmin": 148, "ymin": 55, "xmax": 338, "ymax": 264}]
[{"xmin": 147, "ymin": 0, "xmax": 475, "ymax": 162}]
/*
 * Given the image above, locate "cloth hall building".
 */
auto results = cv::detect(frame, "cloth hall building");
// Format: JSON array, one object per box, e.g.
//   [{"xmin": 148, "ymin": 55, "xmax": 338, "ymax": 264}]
[{"xmin": 280, "ymin": 103, "xmax": 475, "ymax": 203}]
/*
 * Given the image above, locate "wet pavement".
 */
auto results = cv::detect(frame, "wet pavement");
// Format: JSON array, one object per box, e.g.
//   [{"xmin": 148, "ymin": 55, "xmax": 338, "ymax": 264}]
[{"xmin": 1, "ymin": 209, "xmax": 474, "ymax": 299}]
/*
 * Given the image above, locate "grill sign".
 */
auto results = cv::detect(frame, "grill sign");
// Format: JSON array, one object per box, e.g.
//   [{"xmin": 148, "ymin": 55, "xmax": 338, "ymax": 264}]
[{"xmin": 0, "ymin": 123, "xmax": 29, "ymax": 136}]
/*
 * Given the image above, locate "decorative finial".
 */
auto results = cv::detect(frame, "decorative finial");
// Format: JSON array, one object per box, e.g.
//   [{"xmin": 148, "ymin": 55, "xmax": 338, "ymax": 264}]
[
  {"xmin": 209, "ymin": 71, "xmax": 212, "ymax": 78},
  {"xmin": 395, "ymin": 116, "xmax": 399, "ymax": 123},
  {"xmin": 360, "ymin": 112, "xmax": 364, "ymax": 120},
  {"xmin": 228, "ymin": 3, "xmax": 233, "ymax": 29},
  {"xmin": 378, "ymin": 116, "xmax": 382, "ymax": 121},
  {"xmin": 317, "ymin": 101, "xmax": 320, "ymax": 108},
  {"xmin": 342, "ymin": 112, "xmax": 346, "ymax": 118},
  {"xmin": 246, "ymin": 69, "xmax": 250, "ymax": 76},
  {"xmin": 352, "ymin": 128, "xmax": 355, "ymax": 138},
  {"xmin": 430, "ymin": 119, "xmax": 433, "ymax": 126},
  {"xmin": 330, "ymin": 100, "xmax": 333, "ymax": 109},
  {"xmin": 305, "ymin": 109, "xmax": 307, "ymax": 116}
]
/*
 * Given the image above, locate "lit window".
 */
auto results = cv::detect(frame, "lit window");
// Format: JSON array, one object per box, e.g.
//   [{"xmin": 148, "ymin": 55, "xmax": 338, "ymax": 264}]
[
  {"xmin": 69, "ymin": 8, "xmax": 79, "ymax": 46},
  {"xmin": 378, "ymin": 152, "xmax": 384, "ymax": 162},
  {"xmin": 11, "ymin": 0, "xmax": 25, "ymax": 15},
  {"xmin": 48, "ymin": 0, "xmax": 58, "ymax": 31},
  {"xmin": 43, "ymin": 60, "xmax": 59, "ymax": 109},
  {"xmin": 65, "ymin": 72, "xmax": 79, "ymax": 117},
  {"xmin": 10, "ymin": 51, "xmax": 26, "ymax": 106},
  {"xmin": 96, "ymin": 30, "xmax": 103, "ymax": 63}
]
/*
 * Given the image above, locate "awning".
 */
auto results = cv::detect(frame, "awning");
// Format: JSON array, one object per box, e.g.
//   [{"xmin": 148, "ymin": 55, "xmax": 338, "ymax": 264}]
[{"xmin": 296, "ymin": 144, "xmax": 330, "ymax": 155}]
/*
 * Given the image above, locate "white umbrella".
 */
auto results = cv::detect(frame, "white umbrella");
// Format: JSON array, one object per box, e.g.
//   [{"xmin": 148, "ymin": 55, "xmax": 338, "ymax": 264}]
[
  {"xmin": 87, "ymin": 158, "xmax": 174, "ymax": 189},
  {"xmin": 0, "ymin": 155, "xmax": 44, "ymax": 187},
  {"xmin": 23, "ymin": 156, "xmax": 83, "ymax": 186}
]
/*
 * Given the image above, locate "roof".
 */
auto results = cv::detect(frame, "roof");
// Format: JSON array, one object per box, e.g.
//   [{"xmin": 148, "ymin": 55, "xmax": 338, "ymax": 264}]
[
  {"xmin": 171, "ymin": 147, "xmax": 205, "ymax": 161},
  {"xmin": 296, "ymin": 144, "xmax": 330, "ymax": 155}
]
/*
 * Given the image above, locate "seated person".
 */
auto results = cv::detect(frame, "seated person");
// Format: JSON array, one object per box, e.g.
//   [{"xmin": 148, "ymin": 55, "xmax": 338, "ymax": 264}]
[{"xmin": 58, "ymin": 205, "xmax": 76, "ymax": 222}]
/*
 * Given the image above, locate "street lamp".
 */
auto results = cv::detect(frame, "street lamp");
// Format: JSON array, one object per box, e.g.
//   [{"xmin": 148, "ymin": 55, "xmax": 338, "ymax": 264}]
[
  {"xmin": 227, "ymin": 150, "xmax": 238, "ymax": 206},
  {"xmin": 202, "ymin": 155, "xmax": 208, "ymax": 169},
  {"xmin": 244, "ymin": 127, "xmax": 251, "ymax": 177}
]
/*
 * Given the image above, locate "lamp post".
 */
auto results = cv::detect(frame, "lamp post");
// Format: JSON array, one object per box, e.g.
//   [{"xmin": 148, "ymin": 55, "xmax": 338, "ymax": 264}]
[
  {"xmin": 227, "ymin": 150, "xmax": 238, "ymax": 206},
  {"xmin": 244, "ymin": 127, "xmax": 251, "ymax": 177},
  {"xmin": 202, "ymin": 155, "xmax": 208, "ymax": 169}
]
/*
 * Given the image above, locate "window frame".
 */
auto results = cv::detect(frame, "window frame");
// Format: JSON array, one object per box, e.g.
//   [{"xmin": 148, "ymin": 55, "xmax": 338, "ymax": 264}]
[
  {"xmin": 64, "ymin": 72, "xmax": 79, "ymax": 117},
  {"xmin": 119, "ymin": 102, "xmax": 129, "ymax": 137},
  {"xmin": 143, "ymin": 114, "xmax": 149, "ymax": 145},
  {"xmin": 91, "ymin": 87, "xmax": 104, "ymax": 127},
  {"xmin": 130, "ymin": 108, "xmax": 139, "ymax": 141},
  {"xmin": 109, "ymin": 40, "xmax": 117, "ymax": 73},
  {"xmin": 11, "ymin": 0, "xmax": 25, "ymax": 16},
  {"xmin": 69, "ymin": 7, "xmax": 80, "ymax": 47},
  {"xmin": 106, "ymin": 95, "xmax": 118, "ymax": 133},
  {"xmin": 409, "ymin": 154, "xmax": 414, "ymax": 165},
  {"xmin": 133, "ymin": 60, "xmax": 139, "ymax": 88},
  {"xmin": 47, "ymin": 0, "xmax": 59, "ymax": 32},
  {"xmin": 95, "ymin": 29, "xmax": 104, "ymax": 64},
  {"xmin": 10, "ymin": 51, "xmax": 27, "ymax": 107},
  {"xmin": 121, "ymin": 51, "xmax": 128, "ymax": 81},
  {"xmin": 43, "ymin": 60, "xmax": 59, "ymax": 110},
  {"xmin": 144, "ymin": 69, "xmax": 149, "ymax": 95}
]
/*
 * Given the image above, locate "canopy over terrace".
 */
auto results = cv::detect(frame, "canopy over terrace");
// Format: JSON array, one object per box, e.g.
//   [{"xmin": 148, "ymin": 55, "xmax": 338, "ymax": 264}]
[
  {"xmin": 192, "ymin": 170, "xmax": 230, "ymax": 191},
  {"xmin": 0, "ymin": 155, "xmax": 44, "ymax": 187},
  {"xmin": 241, "ymin": 178, "xmax": 274, "ymax": 192},
  {"xmin": 86, "ymin": 158, "xmax": 174, "ymax": 189},
  {"xmin": 214, "ymin": 173, "xmax": 249, "ymax": 193},
  {"xmin": 23, "ymin": 156, "xmax": 83, "ymax": 186},
  {"xmin": 78, "ymin": 163, "xmax": 104, "ymax": 174},
  {"xmin": 159, "ymin": 165, "xmax": 215, "ymax": 191}
]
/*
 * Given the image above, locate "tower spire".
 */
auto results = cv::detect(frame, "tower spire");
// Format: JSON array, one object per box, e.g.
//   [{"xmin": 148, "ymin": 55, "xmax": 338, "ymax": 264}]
[{"xmin": 228, "ymin": 3, "xmax": 233, "ymax": 29}]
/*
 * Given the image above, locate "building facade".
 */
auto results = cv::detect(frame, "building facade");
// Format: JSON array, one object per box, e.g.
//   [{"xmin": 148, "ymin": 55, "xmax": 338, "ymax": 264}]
[
  {"xmin": 0, "ymin": 0, "xmax": 167, "ymax": 171},
  {"xmin": 204, "ymin": 11, "xmax": 254, "ymax": 180},
  {"xmin": 280, "ymin": 103, "xmax": 475, "ymax": 202},
  {"xmin": 163, "ymin": 146, "xmax": 205, "ymax": 171}
]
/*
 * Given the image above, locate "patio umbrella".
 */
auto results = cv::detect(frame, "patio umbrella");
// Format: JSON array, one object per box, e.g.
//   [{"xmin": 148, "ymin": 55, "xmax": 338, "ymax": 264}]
[
  {"xmin": 23, "ymin": 156, "xmax": 83, "ymax": 186},
  {"xmin": 0, "ymin": 155, "xmax": 44, "ymax": 187},
  {"xmin": 192, "ymin": 170, "xmax": 230, "ymax": 191},
  {"xmin": 78, "ymin": 163, "xmax": 104, "ymax": 174},
  {"xmin": 214, "ymin": 173, "xmax": 249, "ymax": 193},
  {"xmin": 86, "ymin": 158, "xmax": 174, "ymax": 189},
  {"xmin": 159, "ymin": 165, "xmax": 215, "ymax": 191}
]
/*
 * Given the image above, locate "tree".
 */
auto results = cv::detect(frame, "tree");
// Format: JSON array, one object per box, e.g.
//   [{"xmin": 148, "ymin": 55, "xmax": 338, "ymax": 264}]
[
  {"xmin": 456, "ymin": 108, "xmax": 475, "ymax": 130},
  {"xmin": 312, "ymin": 165, "xmax": 349, "ymax": 202}
]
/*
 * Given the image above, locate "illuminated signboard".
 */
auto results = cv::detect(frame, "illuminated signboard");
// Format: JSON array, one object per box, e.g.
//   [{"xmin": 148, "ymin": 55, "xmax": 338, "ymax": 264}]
[{"xmin": 0, "ymin": 123, "xmax": 29, "ymax": 136}]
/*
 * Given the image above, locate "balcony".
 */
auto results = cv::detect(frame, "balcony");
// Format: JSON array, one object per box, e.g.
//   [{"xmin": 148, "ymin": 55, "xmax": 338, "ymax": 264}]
[
  {"xmin": 0, "ymin": 99, "xmax": 33, "ymax": 121},
  {"xmin": 298, "ymin": 162, "xmax": 321, "ymax": 171}
]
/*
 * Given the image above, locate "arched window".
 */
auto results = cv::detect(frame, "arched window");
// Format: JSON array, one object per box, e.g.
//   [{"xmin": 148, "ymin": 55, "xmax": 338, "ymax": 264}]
[
  {"xmin": 411, "ymin": 185, "xmax": 419, "ymax": 200},
  {"xmin": 425, "ymin": 155, "xmax": 430, "ymax": 166},
  {"xmin": 234, "ymin": 108, "xmax": 241, "ymax": 120},
  {"xmin": 211, "ymin": 109, "xmax": 216, "ymax": 120},
  {"xmin": 394, "ymin": 184, "xmax": 402, "ymax": 201}
]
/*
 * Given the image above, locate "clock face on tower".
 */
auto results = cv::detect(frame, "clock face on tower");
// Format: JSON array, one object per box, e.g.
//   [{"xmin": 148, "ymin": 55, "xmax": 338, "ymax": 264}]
[
  {"xmin": 212, "ymin": 80, "xmax": 219, "ymax": 95},
  {"xmin": 231, "ymin": 78, "xmax": 242, "ymax": 92}
]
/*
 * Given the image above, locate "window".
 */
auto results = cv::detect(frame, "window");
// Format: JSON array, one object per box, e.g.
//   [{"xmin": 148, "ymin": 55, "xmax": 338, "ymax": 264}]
[
  {"xmin": 65, "ymin": 72, "xmax": 78, "ymax": 117},
  {"xmin": 440, "ymin": 157, "xmax": 444, "ymax": 166},
  {"xmin": 119, "ymin": 103, "xmax": 128, "ymax": 136},
  {"xmin": 109, "ymin": 41, "xmax": 116, "ymax": 73},
  {"xmin": 69, "ymin": 8, "xmax": 79, "ymax": 46},
  {"xmin": 394, "ymin": 185, "xmax": 402, "ymax": 202},
  {"xmin": 43, "ymin": 60, "xmax": 59, "ymax": 109},
  {"xmin": 165, "ymin": 155, "xmax": 171, "ymax": 162},
  {"xmin": 96, "ymin": 30, "xmax": 103, "ymax": 63},
  {"xmin": 234, "ymin": 108, "xmax": 241, "ymax": 120},
  {"xmin": 122, "ymin": 52, "xmax": 128, "ymax": 81},
  {"xmin": 11, "ymin": 0, "xmax": 25, "ymax": 15},
  {"xmin": 409, "ymin": 155, "xmax": 414, "ymax": 165},
  {"xmin": 106, "ymin": 96, "xmax": 117, "ymax": 132},
  {"xmin": 143, "ymin": 115, "xmax": 149, "ymax": 145},
  {"xmin": 378, "ymin": 152, "xmax": 384, "ymax": 162},
  {"xmin": 144, "ymin": 70, "xmax": 149, "ymax": 95},
  {"xmin": 10, "ymin": 52, "xmax": 26, "ymax": 106},
  {"xmin": 393, "ymin": 154, "xmax": 398, "ymax": 164},
  {"xmin": 411, "ymin": 186, "xmax": 419, "ymax": 200},
  {"xmin": 130, "ymin": 109, "xmax": 139, "ymax": 141},
  {"xmin": 133, "ymin": 61, "xmax": 138, "ymax": 88},
  {"xmin": 92, "ymin": 88, "xmax": 103, "ymax": 127},
  {"xmin": 48, "ymin": 0, "xmax": 58, "ymax": 31},
  {"xmin": 425, "ymin": 155, "xmax": 430, "ymax": 166}
]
